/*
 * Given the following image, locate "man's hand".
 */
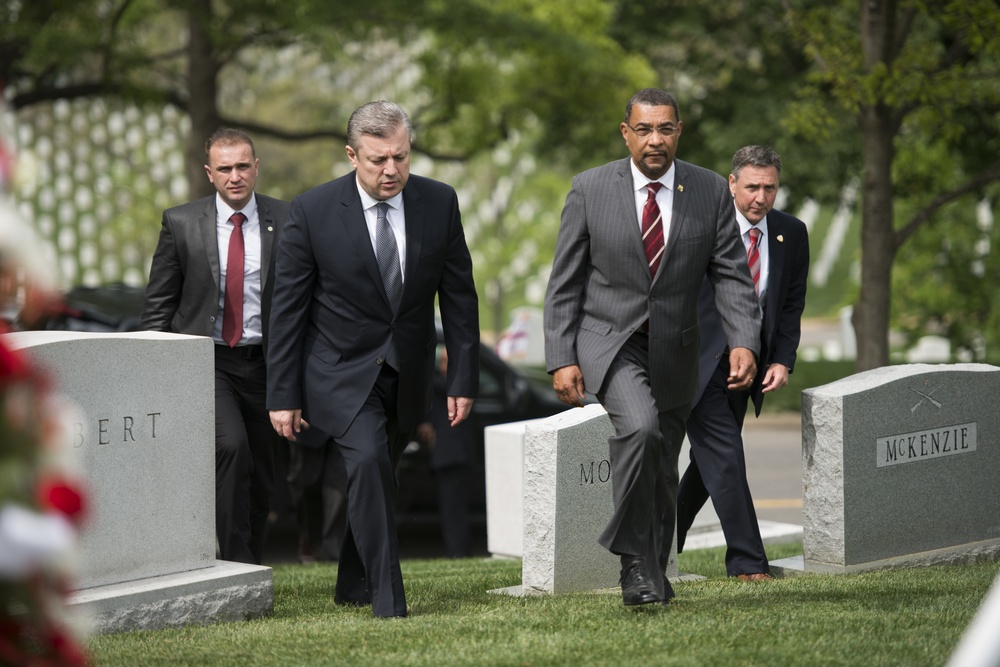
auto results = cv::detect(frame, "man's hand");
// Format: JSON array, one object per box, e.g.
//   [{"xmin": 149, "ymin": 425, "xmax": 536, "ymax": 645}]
[
  {"xmin": 761, "ymin": 363, "xmax": 789, "ymax": 394},
  {"xmin": 553, "ymin": 364, "xmax": 586, "ymax": 407},
  {"xmin": 270, "ymin": 409, "xmax": 309, "ymax": 442},
  {"xmin": 726, "ymin": 348, "xmax": 757, "ymax": 391},
  {"xmin": 447, "ymin": 396, "xmax": 475, "ymax": 427}
]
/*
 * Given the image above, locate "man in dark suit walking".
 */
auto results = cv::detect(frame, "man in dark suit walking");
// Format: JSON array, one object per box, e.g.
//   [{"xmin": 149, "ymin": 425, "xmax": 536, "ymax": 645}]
[
  {"xmin": 544, "ymin": 89, "xmax": 761, "ymax": 607},
  {"xmin": 142, "ymin": 128, "xmax": 288, "ymax": 565},
  {"xmin": 675, "ymin": 145, "xmax": 810, "ymax": 580},
  {"xmin": 267, "ymin": 100, "xmax": 479, "ymax": 618}
]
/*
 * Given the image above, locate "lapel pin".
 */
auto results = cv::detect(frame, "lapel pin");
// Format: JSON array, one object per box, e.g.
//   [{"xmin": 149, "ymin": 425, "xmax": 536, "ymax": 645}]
[
  {"xmin": 777, "ymin": 234, "xmax": 784, "ymax": 242},
  {"xmin": 268, "ymin": 226, "xmax": 273, "ymax": 232},
  {"xmin": 677, "ymin": 184, "xmax": 684, "ymax": 192}
]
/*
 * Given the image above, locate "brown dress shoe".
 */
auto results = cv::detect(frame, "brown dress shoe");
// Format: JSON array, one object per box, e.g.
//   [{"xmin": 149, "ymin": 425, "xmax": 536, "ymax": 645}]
[{"xmin": 736, "ymin": 573, "xmax": 775, "ymax": 582}]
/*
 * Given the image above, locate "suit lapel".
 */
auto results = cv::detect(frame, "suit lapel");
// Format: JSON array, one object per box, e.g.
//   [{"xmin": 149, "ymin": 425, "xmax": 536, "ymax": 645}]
[
  {"xmin": 338, "ymin": 181, "xmax": 391, "ymax": 308},
  {"xmin": 656, "ymin": 160, "xmax": 690, "ymax": 283},
  {"xmin": 199, "ymin": 199, "xmax": 222, "ymax": 293},
  {"xmin": 257, "ymin": 195, "xmax": 275, "ymax": 290},
  {"xmin": 763, "ymin": 213, "xmax": 787, "ymax": 336},
  {"xmin": 614, "ymin": 159, "xmax": 650, "ymax": 278},
  {"xmin": 401, "ymin": 182, "xmax": 423, "ymax": 306}
]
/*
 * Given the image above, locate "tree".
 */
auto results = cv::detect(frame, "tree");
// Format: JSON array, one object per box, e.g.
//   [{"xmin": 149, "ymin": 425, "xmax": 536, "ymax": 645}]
[
  {"xmin": 785, "ymin": 0, "xmax": 1000, "ymax": 370},
  {"xmin": 1, "ymin": 0, "xmax": 652, "ymax": 198}
]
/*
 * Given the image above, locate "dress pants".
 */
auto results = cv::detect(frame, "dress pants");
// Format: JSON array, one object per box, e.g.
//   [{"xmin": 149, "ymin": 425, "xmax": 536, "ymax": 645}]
[
  {"xmin": 330, "ymin": 364, "xmax": 409, "ymax": 618},
  {"xmin": 596, "ymin": 332, "xmax": 688, "ymax": 598},
  {"xmin": 214, "ymin": 344, "xmax": 278, "ymax": 565},
  {"xmin": 676, "ymin": 357, "xmax": 769, "ymax": 576},
  {"xmin": 287, "ymin": 440, "xmax": 348, "ymax": 562}
]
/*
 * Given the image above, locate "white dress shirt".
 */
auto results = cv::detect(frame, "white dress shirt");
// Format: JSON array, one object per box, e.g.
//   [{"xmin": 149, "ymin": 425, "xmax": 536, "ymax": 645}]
[
  {"xmin": 736, "ymin": 209, "xmax": 769, "ymax": 314},
  {"xmin": 630, "ymin": 160, "xmax": 676, "ymax": 243}
]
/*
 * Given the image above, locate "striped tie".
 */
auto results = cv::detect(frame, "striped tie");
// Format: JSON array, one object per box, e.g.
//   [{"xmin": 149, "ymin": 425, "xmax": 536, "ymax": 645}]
[
  {"xmin": 641, "ymin": 182, "xmax": 664, "ymax": 277},
  {"xmin": 747, "ymin": 227, "xmax": 761, "ymax": 297}
]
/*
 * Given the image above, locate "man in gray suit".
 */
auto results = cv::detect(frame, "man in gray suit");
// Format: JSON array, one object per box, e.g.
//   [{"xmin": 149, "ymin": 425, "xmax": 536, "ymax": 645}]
[
  {"xmin": 544, "ymin": 88, "xmax": 760, "ymax": 607},
  {"xmin": 142, "ymin": 128, "xmax": 288, "ymax": 565}
]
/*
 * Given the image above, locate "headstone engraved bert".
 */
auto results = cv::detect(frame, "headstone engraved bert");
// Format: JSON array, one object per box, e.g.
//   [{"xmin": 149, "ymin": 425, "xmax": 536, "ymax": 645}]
[
  {"xmin": 490, "ymin": 404, "xmax": 679, "ymax": 596},
  {"xmin": 772, "ymin": 363, "xmax": 1000, "ymax": 575},
  {"xmin": 2, "ymin": 331, "xmax": 273, "ymax": 632}
]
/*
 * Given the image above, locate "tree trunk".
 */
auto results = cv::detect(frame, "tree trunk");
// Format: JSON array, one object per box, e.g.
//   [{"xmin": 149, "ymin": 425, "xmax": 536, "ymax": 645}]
[
  {"xmin": 854, "ymin": 105, "xmax": 896, "ymax": 371},
  {"xmin": 185, "ymin": 1, "xmax": 222, "ymax": 200},
  {"xmin": 853, "ymin": 0, "xmax": 898, "ymax": 371}
]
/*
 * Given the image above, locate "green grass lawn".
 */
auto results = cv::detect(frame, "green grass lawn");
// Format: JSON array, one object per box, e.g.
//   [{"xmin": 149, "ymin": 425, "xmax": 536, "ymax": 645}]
[{"xmin": 88, "ymin": 543, "xmax": 999, "ymax": 667}]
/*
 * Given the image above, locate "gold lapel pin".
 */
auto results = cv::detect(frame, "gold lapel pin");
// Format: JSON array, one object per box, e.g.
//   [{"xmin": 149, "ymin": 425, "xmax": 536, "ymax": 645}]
[
  {"xmin": 677, "ymin": 184, "xmax": 684, "ymax": 192},
  {"xmin": 777, "ymin": 235, "xmax": 784, "ymax": 242}
]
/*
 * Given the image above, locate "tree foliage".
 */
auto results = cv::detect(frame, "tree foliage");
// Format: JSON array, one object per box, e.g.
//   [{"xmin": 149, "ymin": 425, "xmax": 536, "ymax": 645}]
[{"xmin": 783, "ymin": 0, "xmax": 1000, "ymax": 369}]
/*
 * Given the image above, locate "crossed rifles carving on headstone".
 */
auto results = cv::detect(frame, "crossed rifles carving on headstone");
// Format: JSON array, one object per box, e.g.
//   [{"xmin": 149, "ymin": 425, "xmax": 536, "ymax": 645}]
[{"xmin": 909, "ymin": 386, "xmax": 943, "ymax": 413}]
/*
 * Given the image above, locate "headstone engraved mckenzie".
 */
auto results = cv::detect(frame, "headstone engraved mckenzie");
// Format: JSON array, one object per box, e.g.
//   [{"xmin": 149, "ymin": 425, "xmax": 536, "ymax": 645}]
[
  {"xmin": 2, "ymin": 331, "xmax": 273, "ymax": 632},
  {"xmin": 490, "ymin": 404, "xmax": 679, "ymax": 596},
  {"xmin": 771, "ymin": 363, "xmax": 1000, "ymax": 576}
]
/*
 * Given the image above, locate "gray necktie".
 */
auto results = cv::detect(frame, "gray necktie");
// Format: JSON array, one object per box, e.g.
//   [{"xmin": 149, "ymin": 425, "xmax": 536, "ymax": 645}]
[{"xmin": 375, "ymin": 202, "xmax": 402, "ymax": 367}]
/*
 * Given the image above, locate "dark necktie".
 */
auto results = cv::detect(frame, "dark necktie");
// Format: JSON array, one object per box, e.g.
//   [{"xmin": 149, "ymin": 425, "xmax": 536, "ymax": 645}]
[
  {"xmin": 747, "ymin": 227, "xmax": 761, "ymax": 297},
  {"xmin": 222, "ymin": 211, "xmax": 246, "ymax": 347},
  {"xmin": 375, "ymin": 202, "xmax": 402, "ymax": 367},
  {"xmin": 641, "ymin": 182, "xmax": 664, "ymax": 277}
]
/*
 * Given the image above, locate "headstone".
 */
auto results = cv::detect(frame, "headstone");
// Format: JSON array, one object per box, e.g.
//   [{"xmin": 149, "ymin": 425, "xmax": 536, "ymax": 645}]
[
  {"xmin": 2, "ymin": 331, "xmax": 273, "ymax": 632},
  {"xmin": 484, "ymin": 419, "xmax": 533, "ymax": 558},
  {"xmin": 771, "ymin": 363, "xmax": 1000, "ymax": 576},
  {"xmin": 489, "ymin": 404, "xmax": 679, "ymax": 596}
]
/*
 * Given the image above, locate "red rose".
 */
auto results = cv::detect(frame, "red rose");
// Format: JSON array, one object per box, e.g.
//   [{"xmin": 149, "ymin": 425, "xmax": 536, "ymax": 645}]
[{"xmin": 36, "ymin": 479, "xmax": 87, "ymax": 524}]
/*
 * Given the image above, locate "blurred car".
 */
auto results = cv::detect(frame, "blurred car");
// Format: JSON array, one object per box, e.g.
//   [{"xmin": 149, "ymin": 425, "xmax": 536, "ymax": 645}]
[{"xmin": 393, "ymin": 333, "xmax": 570, "ymax": 519}]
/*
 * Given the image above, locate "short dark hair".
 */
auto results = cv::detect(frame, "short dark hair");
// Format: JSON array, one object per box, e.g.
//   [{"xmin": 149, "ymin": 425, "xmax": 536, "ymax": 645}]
[
  {"xmin": 204, "ymin": 128, "xmax": 255, "ymax": 161},
  {"xmin": 347, "ymin": 100, "xmax": 413, "ymax": 149},
  {"xmin": 732, "ymin": 145, "xmax": 782, "ymax": 179},
  {"xmin": 625, "ymin": 88, "xmax": 680, "ymax": 123}
]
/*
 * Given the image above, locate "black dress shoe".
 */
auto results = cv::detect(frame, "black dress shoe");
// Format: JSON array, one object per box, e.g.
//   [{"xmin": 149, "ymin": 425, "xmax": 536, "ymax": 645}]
[{"xmin": 620, "ymin": 556, "xmax": 662, "ymax": 606}]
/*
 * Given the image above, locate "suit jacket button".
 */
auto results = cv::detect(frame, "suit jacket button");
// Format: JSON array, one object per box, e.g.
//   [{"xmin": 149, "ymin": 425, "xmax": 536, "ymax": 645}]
[{"xmin": 376, "ymin": 357, "xmax": 383, "ymax": 365}]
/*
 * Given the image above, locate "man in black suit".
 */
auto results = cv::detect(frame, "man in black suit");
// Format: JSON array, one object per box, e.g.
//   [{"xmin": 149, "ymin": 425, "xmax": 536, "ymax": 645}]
[
  {"xmin": 141, "ymin": 128, "xmax": 289, "ymax": 565},
  {"xmin": 675, "ymin": 145, "xmax": 810, "ymax": 580},
  {"xmin": 267, "ymin": 100, "xmax": 479, "ymax": 618}
]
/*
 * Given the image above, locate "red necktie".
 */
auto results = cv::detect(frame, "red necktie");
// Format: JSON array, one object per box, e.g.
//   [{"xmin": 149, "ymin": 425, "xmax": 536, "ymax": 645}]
[
  {"xmin": 747, "ymin": 227, "xmax": 761, "ymax": 297},
  {"xmin": 222, "ymin": 212, "xmax": 246, "ymax": 347},
  {"xmin": 642, "ymin": 182, "xmax": 664, "ymax": 277}
]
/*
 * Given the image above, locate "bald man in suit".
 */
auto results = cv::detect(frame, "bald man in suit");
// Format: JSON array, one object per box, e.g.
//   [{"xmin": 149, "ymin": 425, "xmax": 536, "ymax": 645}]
[
  {"xmin": 676, "ymin": 145, "xmax": 809, "ymax": 581},
  {"xmin": 544, "ymin": 88, "xmax": 760, "ymax": 607}
]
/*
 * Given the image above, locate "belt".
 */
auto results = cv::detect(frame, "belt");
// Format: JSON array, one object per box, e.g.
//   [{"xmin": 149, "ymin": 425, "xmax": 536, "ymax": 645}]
[{"xmin": 215, "ymin": 344, "xmax": 264, "ymax": 360}]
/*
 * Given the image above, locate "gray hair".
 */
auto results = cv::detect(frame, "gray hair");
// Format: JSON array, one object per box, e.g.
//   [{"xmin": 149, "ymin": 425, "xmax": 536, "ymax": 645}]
[
  {"xmin": 731, "ymin": 145, "xmax": 782, "ymax": 179},
  {"xmin": 624, "ymin": 88, "xmax": 680, "ymax": 124},
  {"xmin": 347, "ymin": 101, "xmax": 413, "ymax": 149}
]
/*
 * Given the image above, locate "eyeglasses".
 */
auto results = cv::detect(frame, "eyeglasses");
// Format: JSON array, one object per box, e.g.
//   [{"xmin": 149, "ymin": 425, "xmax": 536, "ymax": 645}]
[{"xmin": 626, "ymin": 123, "xmax": 680, "ymax": 139}]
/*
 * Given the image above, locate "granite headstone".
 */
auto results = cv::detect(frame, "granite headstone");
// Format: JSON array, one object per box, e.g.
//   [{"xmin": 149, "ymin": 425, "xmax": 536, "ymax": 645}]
[{"xmin": 772, "ymin": 363, "xmax": 1000, "ymax": 575}]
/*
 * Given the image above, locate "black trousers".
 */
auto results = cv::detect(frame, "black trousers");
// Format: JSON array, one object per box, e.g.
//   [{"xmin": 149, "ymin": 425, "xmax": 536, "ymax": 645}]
[
  {"xmin": 214, "ymin": 344, "xmax": 278, "ymax": 565},
  {"xmin": 287, "ymin": 439, "xmax": 349, "ymax": 562},
  {"xmin": 676, "ymin": 357, "xmax": 768, "ymax": 576},
  {"xmin": 329, "ymin": 364, "xmax": 411, "ymax": 618}
]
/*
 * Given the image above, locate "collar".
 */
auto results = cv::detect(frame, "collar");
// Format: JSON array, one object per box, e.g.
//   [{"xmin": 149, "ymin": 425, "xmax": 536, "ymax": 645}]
[
  {"xmin": 629, "ymin": 159, "xmax": 676, "ymax": 193},
  {"xmin": 356, "ymin": 180, "xmax": 404, "ymax": 213},
  {"xmin": 216, "ymin": 192, "xmax": 257, "ymax": 222},
  {"xmin": 736, "ymin": 208, "xmax": 768, "ymax": 239}
]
